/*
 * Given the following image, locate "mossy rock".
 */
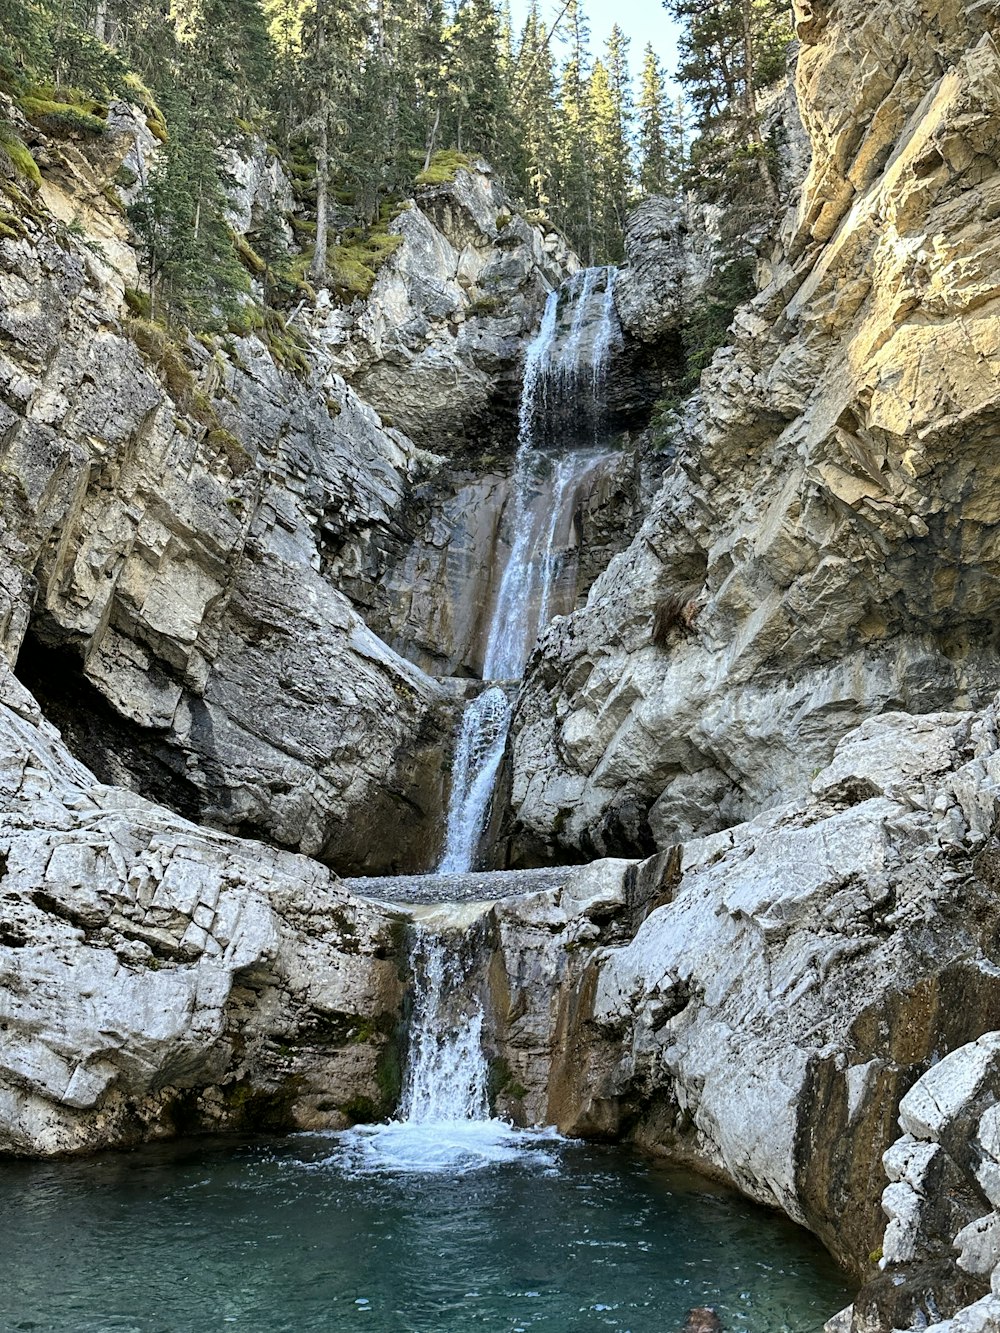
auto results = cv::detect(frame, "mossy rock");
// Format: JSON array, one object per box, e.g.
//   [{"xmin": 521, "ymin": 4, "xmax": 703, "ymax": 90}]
[
  {"xmin": 205, "ymin": 427, "xmax": 252, "ymax": 478},
  {"xmin": 232, "ymin": 230, "xmax": 266, "ymax": 276},
  {"xmin": 223, "ymin": 1077, "xmax": 302, "ymax": 1131},
  {"xmin": 338, "ymin": 1095, "xmax": 380, "ymax": 1124},
  {"xmin": 122, "ymin": 73, "xmax": 167, "ymax": 142},
  {"xmin": 0, "ymin": 122, "xmax": 41, "ymax": 188},
  {"xmin": 124, "ymin": 286, "xmax": 151, "ymax": 318},
  {"xmin": 19, "ymin": 95, "xmax": 106, "ymax": 137},
  {"xmin": 0, "ymin": 210, "xmax": 25, "ymax": 241},
  {"xmin": 415, "ymin": 148, "xmax": 471, "ymax": 186},
  {"xmin": 466, "ymin": 293, "xmax": 503, "ymax": 317},
  {"xmin": 325, "ymin": 224, "xmax": 404, "ymax": 301}
]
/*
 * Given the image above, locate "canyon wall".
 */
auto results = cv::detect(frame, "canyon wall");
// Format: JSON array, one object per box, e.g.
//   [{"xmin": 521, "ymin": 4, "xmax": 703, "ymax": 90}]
[
  {"xmin": 507, "ymin": 0, "xmax": 1000, "ymax": 865},
  {"xmin": 0, "ymin": 114, "xmax": 587, "ymax": 874}
]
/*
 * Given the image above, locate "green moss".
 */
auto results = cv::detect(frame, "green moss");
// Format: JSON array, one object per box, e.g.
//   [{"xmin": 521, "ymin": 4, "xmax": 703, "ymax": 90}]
[
  {"xmin": 415, "ymin": 148, "xmax": 471, "ymax": 186},
  {"xmin": 129, "ymin": 316, "xmax": 192, "ymax": 399},
  {"xmin": 488, "ymin": 1055, "xmax": 527, "ymax": 1105},
  {"xmin": 123, "ymin": 72, "xmax": 167, "ymax": 142},
  {"xmin": 233, "ymin": 230, "xmax": 266, "ymax": 276},
  {"xmin": 101, "ymin": 181, "xmax": 125, "ymax": 214},
  {"xmin": 19, "ymin": 95, "xmax": 106, "ymax": 137},
  {"xmin": 0, "ymin": 210, "xmax": 25, "ymax": 240},
  {"xmin": 495, "ymin": 211, "xmax": 511, "ymax": 231},
  {"xmin": 339, "ymin": 1095, "xmax": 379, "ymax": 1123},
  {"xmin": 322, "ymin": 223, "xmax": 404, "ymax": 301},
  {"xmin": 376, "ymin": 1033, "xmax": 402, "ymax": 1112},
  {"xmin": 228, "ymin": 301, "xmax": 310, "ymax": 376},
  {"xmin": 124, "ymin": 286, "xmax": 151, "ymax": 318},
  {"xmin": 0, "ymin": 122, "xmax": 41, "ymax": 187},
  {"xmin": 206, "ymin": 427, "xmax": 252, "ymax": 477},
  {"xmin": 223, "ymin": 1078, "xmax": 302, "ymax": 1131},
  {"xmin": 466, "ymin": 293, "xmax": 503, "ymax": 317}
]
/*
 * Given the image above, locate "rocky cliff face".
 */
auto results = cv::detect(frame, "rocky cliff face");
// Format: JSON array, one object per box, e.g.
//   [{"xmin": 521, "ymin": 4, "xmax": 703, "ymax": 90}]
[
  {"xmin": 481, "ymin": 693, "xmax": 1000, "ymax": 1323},
  {"xmin": 318, "ymin": 165, "xmax": 576, "ymax": 458},
  {"xmin": 506, "ymin": 0, "xmax": 1000, "ymax": 864},
  {"xmin": 0, "ymin": 666, "xmax": 405, "ymax": 1154},
  {"xmin": 0, "ymin": 117, "xmax": 584, "ymax": 875}
]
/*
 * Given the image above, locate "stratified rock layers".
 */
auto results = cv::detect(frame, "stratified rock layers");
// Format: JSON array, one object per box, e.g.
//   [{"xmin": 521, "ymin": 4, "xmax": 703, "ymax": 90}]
[
  {"xmin": 489, "ymin": 697, "xmax": 1000, "ymax": 1313},
  {"xmin": 0, "ymin": 671, "xmax": 404, "ymax": 1155},
  {"xmin": 0, "ymin": 148, "xmax": 577, "ymax": 874},
  {"xmin": 508, "ymin": 0, "xmax": 1000, "ymax": 863}
]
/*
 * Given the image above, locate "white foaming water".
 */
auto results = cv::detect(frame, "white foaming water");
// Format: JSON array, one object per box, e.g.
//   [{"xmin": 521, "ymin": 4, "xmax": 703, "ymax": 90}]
[
  {"xmin": 401, "ymin": 927, "xmax": 489, "ymax": 1121},
  {"xmin": 437, "ymin": 686, "xmax": 512, "ymax": 875},
  {"xmin": 330, "ymin": 924, "xmax": 564, "ymax": 1174},
  {"xmin": 437, "ymin": 267, "xmax": 621, "ymax": 874}
]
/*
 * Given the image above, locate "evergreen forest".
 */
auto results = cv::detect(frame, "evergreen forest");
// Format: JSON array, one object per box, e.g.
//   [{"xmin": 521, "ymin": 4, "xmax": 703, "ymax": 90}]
[{"xmin": 0, "ymin": 0, "xmax": 792, "ymax": 348}]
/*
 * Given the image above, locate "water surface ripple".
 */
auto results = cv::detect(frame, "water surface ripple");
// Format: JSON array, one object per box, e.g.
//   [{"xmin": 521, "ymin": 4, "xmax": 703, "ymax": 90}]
[{"xmin": 0, "ymin": 1134, "xmax": 851, "ymax": 1333}]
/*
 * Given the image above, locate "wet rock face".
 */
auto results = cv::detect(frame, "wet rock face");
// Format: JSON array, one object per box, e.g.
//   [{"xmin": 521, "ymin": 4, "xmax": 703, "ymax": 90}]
[
  {"xmin": 486, "ymin": 700, "xmax": 1000, "ymax": 1296},
  {"xmin": 0, "ymin": 671, "xmax": 405, "ymax": 1156},
  {"xmin": 315, "ymin": 164, "xmax": 578, "ymax": 460},
  {"xmin": 507, "ymin": 0, "xmax": 1000, "ymax": 863},
  {"xmin": 370, "ymin": 448, "xmax": 645, "ymax": 679}
]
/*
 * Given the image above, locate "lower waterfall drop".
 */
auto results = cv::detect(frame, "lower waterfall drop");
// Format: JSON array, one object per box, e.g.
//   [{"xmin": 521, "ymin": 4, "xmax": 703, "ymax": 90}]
[
  {"xmin": 400, "ymin": 925, "xmax": 490, "ymax": 1123},
  {"xmin": 339, "ymin": 912, "xmax": 561, "ymax": 1173}
]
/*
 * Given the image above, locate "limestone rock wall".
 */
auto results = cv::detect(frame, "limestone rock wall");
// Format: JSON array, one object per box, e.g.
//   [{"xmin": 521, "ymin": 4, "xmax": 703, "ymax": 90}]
[
  {"xmin": 487, "ymin": 697, "xmax": 1000, "ymax": 1308},
  {"xmin": 835, "ymin": 1034, "xmax": 1000, "ymax": 1331},
  {"xmin": 0, "ymin": 123, "xmax": 584, "ymax": 874},
  {"xmin": 0, "ymin": 669, "xmax": 406, "ymax": 1156},
  {"xmin": 371, "ymin": 447, "xmax": 645, "ymax": 679},
  {"xmin": 507, "ymin": 0, "xmax": 1000, "ymax": 864},
  {"xmin": 314, "ymin": 163, "xmax": 577, "ymax": 458},
  {"xmin": 0, "ymin": 188, "xmax": 450, "ymax": 874}
]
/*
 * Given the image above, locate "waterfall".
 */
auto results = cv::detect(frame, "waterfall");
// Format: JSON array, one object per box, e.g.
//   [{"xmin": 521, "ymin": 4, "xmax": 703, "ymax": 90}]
[
  {"xmin": 335, "ymin": 913, "xmax": 563, "ymax": 1171},
  {"xmin": 401, "ymin": 926, "xmax": 490, "ymax": 1122},
  {"xmin": 437, "ymin": 267, "xmax": 622, "ymax": 875}
]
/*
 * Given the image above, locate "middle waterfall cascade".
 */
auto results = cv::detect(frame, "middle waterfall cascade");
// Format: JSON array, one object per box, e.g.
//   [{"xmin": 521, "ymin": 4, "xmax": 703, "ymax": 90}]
[{"xmin": 438, "ymin": 267, "xmax": 623, "ymax": 874}]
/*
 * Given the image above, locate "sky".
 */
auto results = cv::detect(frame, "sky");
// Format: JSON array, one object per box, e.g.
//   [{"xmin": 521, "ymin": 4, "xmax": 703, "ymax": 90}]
[{"xmin": 508, "ymin": 0, "xmax": 683, "ymax": 95}]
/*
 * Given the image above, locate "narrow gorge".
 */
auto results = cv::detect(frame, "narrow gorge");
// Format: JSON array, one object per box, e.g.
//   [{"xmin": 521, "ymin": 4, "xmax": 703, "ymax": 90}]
[{"xmin": 1, "ymin": 0, "xmax": 1000, "ymax": 1329}]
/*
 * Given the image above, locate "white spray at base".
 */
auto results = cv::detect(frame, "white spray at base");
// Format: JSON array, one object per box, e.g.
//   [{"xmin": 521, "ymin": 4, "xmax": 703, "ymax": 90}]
[{"xmin": 438, "ymin": 267, "xmax": 622, "ymax": 875}]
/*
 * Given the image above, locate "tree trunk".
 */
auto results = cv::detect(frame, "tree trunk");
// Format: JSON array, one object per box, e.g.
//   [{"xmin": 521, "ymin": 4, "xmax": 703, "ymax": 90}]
[
  {"xmin": 312, "ymin": 116, "xmax": 329, "ymax": 283},
  {"xmin": 423, "ymin": 106, "xmax": 441, "ymax": 172}
]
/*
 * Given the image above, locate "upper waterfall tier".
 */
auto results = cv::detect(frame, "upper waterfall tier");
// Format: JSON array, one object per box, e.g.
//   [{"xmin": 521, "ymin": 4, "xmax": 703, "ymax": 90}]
[{"xmin": 437, "ymin": 268, "xmax": 622, "ymax": 875}]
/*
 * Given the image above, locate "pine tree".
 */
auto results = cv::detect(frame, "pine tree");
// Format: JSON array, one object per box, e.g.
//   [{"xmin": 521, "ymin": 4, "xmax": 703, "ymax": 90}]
[
  {"xmin": 128, "ymin": 84, "xmax": 249, "ymax": 328},
  {"xmin": 586, "ymin": 26, "xmax": 632, "ymax": 261},
  {"xmin": 511, "ymin": 2, "xmax": 558, "ymax": 213},
  {"xmin": 665, "ymin": 0, "xmax": 791, "ymax": 215},
  {"xmin": 446, "ymin": 0, "xmax": 508, "ymax": 160},
  {"xmin": 553, "ymin": 0, "xmax": 595, "ymax": 260},
  {"xmin": 637, "ymin": 42, "xmax": 670, "ymax": 195}
]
